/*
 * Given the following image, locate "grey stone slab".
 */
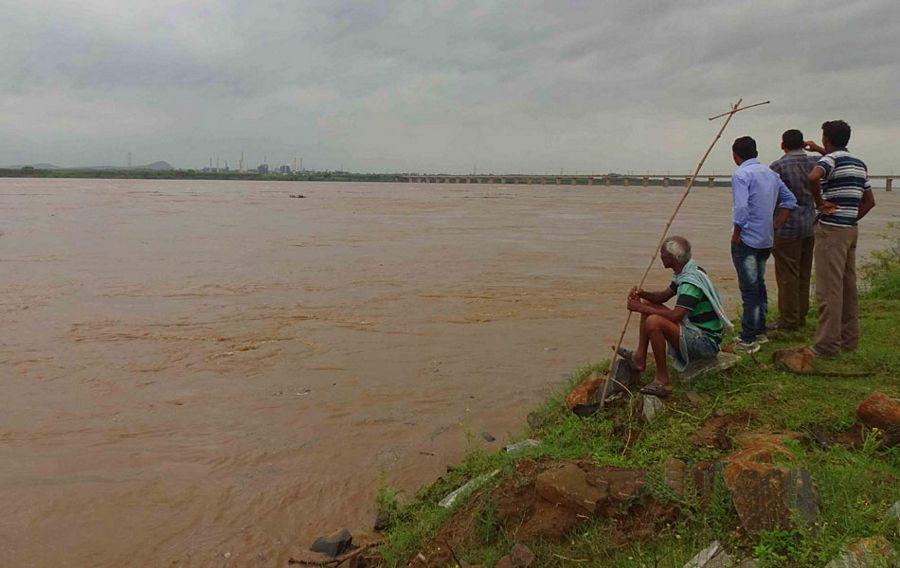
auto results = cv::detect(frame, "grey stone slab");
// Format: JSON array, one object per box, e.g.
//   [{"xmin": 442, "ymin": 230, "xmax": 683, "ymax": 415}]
[{"xmin": 680, "ymin": 352, "xmax": 739, "ymax": 382}]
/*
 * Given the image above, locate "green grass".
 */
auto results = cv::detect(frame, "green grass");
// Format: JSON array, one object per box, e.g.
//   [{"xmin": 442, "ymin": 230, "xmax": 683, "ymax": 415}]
[{"xmin": 378, "ymin": 258, "xmax": 900, "ymax": 567}]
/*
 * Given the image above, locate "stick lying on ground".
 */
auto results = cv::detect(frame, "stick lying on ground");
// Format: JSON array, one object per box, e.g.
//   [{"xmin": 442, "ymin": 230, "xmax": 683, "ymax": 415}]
[{"xmin": 599, "ymin": 98, "xmax": 771, "ymax": 409}]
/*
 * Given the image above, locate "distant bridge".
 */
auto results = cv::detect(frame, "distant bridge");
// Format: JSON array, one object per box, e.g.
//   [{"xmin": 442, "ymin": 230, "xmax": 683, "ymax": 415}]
[{"xmin": 400, "ymin": 174, "xmax": 894, "ymax": 191}]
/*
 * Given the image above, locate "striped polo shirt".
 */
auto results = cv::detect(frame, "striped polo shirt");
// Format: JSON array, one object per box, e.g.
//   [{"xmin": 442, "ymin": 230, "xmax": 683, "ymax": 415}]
[
  {"xmin": 817, "ymin": 149, "xmax": 871, "ymax": 227},
  {"xmin": 668, "ymin": 278, "xmax": 723, "ymax": 343}
]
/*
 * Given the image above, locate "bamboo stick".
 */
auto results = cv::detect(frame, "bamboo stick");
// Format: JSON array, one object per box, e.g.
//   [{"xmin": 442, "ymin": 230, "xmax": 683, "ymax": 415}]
[
  {"xmin": 708, "ymin": 100, "xmax": 769, "ymax": 121},
  {"xmin": 598, "ymin": 98, "xmax": 767, "ymax": 409}
]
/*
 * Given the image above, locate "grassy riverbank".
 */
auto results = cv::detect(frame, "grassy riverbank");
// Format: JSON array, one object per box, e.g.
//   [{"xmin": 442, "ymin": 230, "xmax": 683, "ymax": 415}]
[{"xmin": 375, "ymin": 241, "xmax": 900, "ymax": 567}]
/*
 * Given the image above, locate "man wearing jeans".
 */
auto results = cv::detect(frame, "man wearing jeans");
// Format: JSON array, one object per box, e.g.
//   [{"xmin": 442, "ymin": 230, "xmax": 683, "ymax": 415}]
[
  {"xmin": 730, "ymin": 136, "xmax": 798, "ymax": 353},
  {"xmin": 769, "ymin": 130, "xmax": 819, "ymax": 331},
  {"xmin": 804, "ymin": 120, "xmax": 876, "ymax": 357}
]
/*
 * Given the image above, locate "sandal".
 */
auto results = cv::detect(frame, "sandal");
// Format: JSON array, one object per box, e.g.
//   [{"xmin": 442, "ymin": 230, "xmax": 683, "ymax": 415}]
[{"xmin": 640, "ymin": 381, "xmax": 673, "ymax": 398}]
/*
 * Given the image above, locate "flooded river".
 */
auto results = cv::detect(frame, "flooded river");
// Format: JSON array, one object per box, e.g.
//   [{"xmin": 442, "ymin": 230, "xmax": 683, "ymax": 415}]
[{"xmin": 1, "ymin": 178, "xmax": 897, "ymax": 566}]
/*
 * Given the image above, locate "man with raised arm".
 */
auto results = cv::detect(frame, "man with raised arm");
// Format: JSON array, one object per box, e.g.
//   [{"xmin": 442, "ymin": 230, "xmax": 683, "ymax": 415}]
[
  {"xmin": 769, "ymin": 129, "xmax": 819, "ymax": 332},
  {"xmin": 803, "ymin": 120, "xmax": 876, "ymax": 357},
  {"xmin": 620, "ymin": 236, "xmax": 733, "ymax": 398}
]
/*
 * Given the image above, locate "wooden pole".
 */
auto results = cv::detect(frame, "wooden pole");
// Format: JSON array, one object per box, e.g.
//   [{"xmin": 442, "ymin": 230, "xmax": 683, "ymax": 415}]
[
  {"xmin": 598, "ymin": 98, "xmax": 768, "ymax": 408},
  {"xmin": 708, "ymin": 100, "xmax": 770, "ymax": 121}
]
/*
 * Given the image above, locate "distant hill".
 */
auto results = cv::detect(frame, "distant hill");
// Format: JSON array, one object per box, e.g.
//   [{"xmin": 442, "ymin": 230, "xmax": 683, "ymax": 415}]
[
  {"xmin": 81, "ymin": 161, "xmax": 175, "ymax": 171},
  {"xmin": 2, "ymin": 161, "xmax": 173, "ymax": 171},
  {"xmin": 2, "ymin": 163, "xmax": 61, "ymax": 169}
]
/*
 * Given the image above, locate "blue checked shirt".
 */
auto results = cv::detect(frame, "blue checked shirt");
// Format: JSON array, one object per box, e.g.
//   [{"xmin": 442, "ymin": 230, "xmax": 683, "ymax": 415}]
[
  {"xmin": 770, "ymin": 150, "xmax": 818, "ymax": 240},
  {"xmin": 731, "ymin": 158, "xmax": 797, "ymax": 249}
]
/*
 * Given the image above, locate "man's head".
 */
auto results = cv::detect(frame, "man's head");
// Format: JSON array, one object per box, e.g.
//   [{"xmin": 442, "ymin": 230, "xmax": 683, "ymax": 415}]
[
  {"xmin": 660, "ymin": 236, "xmax": 691, "ymax": 271},
  {"xmin": 732, "ymin": 136, "xmax": 758, "ymax": 165},
  {"xmin": 821, "ymin": 120, "xmax": 851, "ymax": 151},
  {"xmin": 781, "ymin": 129, "xmax": 804, "ymax": 152}
]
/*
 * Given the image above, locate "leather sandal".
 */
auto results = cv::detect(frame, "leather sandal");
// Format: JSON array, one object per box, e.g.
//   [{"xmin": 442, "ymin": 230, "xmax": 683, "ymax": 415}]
[{"xmin": 639, "ymin": 381, "xmax": 672, "ymax": 398}]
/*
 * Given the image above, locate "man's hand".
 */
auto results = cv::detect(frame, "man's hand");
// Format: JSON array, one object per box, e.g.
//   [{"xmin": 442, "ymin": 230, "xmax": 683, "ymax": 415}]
[
  {"xmin": 819, "ymin": 201, "xmax": 839, "ymax": 215},
  {"xmin": 731, "ymin": 230, "xmax": 741, "ymax": 245},
  {"xmin": 774, "ymin": 207, "xmax": 791, "ymax": 230},
  {"xmin": 804, "ymin": 141, "xmax": 825, "ymax": 154},
  {"xmin": 628, "ymin": 287, "xmax": 642, "ymax": 301},
  {"xmin": 626, "ymin": 296, "xmax": 645, "ymax": 313}
]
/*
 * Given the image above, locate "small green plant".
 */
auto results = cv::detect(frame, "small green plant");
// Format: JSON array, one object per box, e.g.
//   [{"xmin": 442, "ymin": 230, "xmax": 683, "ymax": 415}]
[
  {"xmin": 862, "ymin": 222, "xmax": 900, "ymax": 298},
  {"xmin": 753, "ymin": 527, "xmax": 816, "ymax": 567},
  {"xmin": 375, "ymin": 473, "xmax": 402, "ymax": 527},
  {"xmin": 861, "ymin": 427, "xmax": 884, "ymax": 455}
]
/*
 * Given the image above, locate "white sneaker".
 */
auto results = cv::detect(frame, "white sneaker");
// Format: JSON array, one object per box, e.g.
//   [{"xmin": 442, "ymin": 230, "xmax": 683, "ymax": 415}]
[
  {"xmin": 756, "ymin": 334, "xmax": 769, "ymax": 345},
  {"xmin": 733, "ymin": 339, "xmax": 760, "ymax": 354}
]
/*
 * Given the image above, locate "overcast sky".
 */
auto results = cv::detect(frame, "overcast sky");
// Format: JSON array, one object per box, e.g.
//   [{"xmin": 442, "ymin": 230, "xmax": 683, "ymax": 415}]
[{"xmin": 1, "ymin": 0, "xmax": 898, "ymax": 173}]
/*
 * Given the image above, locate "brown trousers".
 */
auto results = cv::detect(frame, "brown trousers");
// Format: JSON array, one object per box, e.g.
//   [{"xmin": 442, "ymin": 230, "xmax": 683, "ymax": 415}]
[
  {"xmin": 813, "ymin": 224, "xmax": 859, "ymax": 355},
  {"xmin": 773, "ymin": 234, "xmax": 814, "ymax": 329}
]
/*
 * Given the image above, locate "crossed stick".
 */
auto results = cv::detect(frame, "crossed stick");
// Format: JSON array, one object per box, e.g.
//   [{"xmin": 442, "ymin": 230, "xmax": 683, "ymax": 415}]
[{"xmin": 598, "ymin": 98, "xmax": 770, "ymax": 409}]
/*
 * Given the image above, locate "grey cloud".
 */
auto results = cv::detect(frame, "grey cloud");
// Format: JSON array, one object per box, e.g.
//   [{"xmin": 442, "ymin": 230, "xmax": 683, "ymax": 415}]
[{"xmin": 0, "ymin": 0, "xmax": 897, "ymax": 172}]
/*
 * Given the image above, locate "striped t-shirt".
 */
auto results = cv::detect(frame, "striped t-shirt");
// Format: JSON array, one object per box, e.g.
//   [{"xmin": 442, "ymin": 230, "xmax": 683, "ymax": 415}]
[
  {"xmin": 817, "ymin": 149, "xmax": 871, "ymax": 227},
  {"xmin": 668, "ymin": 280, "xmax": 723, "ymax": 343}
]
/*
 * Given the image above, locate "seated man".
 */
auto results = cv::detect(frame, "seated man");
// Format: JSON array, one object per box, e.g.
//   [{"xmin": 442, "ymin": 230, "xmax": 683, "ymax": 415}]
[{"xmin": 622, "ymin": 236, "xmax": 733, "ymax": 397}]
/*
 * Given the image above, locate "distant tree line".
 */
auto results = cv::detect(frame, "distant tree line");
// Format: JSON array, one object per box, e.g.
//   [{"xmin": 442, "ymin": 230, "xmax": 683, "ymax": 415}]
[{"xmin": 0, "ymin": 167, "xmax": 408, "ymax": 182}]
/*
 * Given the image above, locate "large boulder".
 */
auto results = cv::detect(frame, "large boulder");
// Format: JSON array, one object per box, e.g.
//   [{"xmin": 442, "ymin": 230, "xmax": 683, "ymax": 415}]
[
  {"xmin": 535, "ymin": 463, "xmax": 607, "ymax": 514},
  {"xmin": 565, "ymin": 360, "xmax": 640, "ymax": 415},
  {"xmin": 722, "ymin": 434, "xmax": 819, "ymax": 535},
  {"xmin": 582, "ymin": 465, "xmax": 646, "ymax": 502},
  {"xmin": 310, "ymin": 528, "xmax": 353, "ymax": 557},
  {"xmin": 693, "ymin": 460, "xmax": 727, "ymax": 506},
  {"xmin": 824, "ymin": 536, "xmax": 896, "ymax": 568},
  {"xmin": 857, "ymin": 392, "xmax": 900, "ymax": 446},
  {"xmin": 724, "ymin": 463, "xmax": 820, "ymax": 535},
  {"xmin": 663, "ymin": 458, "xmax": 689, "ymax": 496},
  {"xmin": 495, "ymin": 476, "xmax": 584, "ymax": 542}
]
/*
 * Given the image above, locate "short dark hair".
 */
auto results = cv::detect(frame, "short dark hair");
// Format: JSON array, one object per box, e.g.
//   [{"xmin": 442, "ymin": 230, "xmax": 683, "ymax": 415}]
[
  {"xmin": 732, "ymin": 136, "xmax": 758, "ymax": 160},
  {"xmin": 782, "ymin": 129, "xmax": 804, "ymax": 150},
  {"xmin": 822, "ymin": 120, "xmax": 851, "ymax": 147}
]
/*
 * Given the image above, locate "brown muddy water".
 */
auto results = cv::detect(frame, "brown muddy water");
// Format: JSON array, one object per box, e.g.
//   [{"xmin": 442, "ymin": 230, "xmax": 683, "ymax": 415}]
[{"xmin": 1, "ymin": 178, "xmax": 897, "ymax": 566}]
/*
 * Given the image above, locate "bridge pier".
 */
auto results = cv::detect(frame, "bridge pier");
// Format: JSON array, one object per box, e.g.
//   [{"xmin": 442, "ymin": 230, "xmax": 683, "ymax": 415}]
[
  {"xmin": 708, "ymin": 177, "xmax": 715, "ymax": 188},
  {"xmin": 663, "ymin": 177, "xmax": 669, "ymax": 187},
  {"xmin": 887, "ymin": 178, "xmax": 893, "ymax": 192},
  {"xmin": 624, "ymin": 177, "xmax": 630, "ymax": 187},
  {"xmin": 642, "ymin": 176, "xmax": 649, "ymax": 187}
]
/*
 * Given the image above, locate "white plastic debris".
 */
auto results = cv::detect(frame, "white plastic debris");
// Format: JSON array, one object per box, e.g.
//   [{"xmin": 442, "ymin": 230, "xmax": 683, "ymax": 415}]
[
  {"xmin": 438, "ymin": 469, "xmax": 500, "ymax": 508},
  {"xmin": 683, "ymin": 541, "xmax": 734, "ymax": 568},
  {"xmin": 504, "ymin": 439, "xmax": 541, "ymax": 453}
]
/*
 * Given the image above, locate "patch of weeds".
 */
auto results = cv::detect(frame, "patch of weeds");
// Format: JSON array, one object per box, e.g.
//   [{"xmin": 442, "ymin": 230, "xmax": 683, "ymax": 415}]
[
  {"xmin": 861, "ymin": 427, "xmax": 885, "ymax": 456},
  {"xmin": 754, "ymin": 528, "xmax": 809, "ymax": 566},
  {"xmin": 473, "ymin": 501, "xmax": 504, "ymax": 546}
]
